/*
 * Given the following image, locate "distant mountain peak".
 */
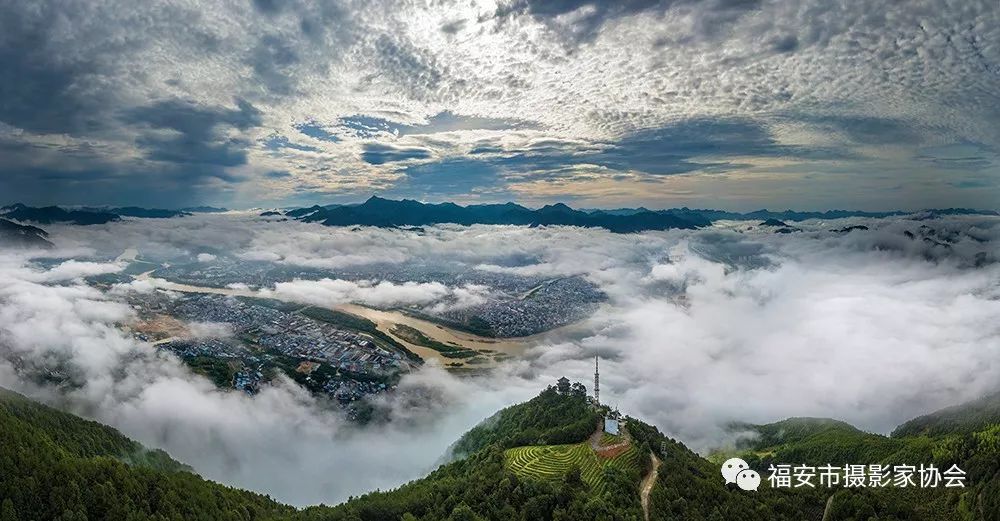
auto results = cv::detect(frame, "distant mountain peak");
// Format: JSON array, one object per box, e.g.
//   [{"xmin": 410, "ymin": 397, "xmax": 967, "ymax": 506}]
[
  {"xmin": 292, "ymin": 197, "xmax": 702, "ymax": 233},
  {"xmin": 0, "ymin": 203, "xmax": 27, "ymax": 213},
  {"xmin": 0, "ymin": 204, "xmax": 192, "ymax": 223},
  {"xmin": 179, "ymin": 206, "xmax": 228, "ymax": 213},
  {"xmin": 539, "ymin": 202, "xmax": 574, "ymax": 212},
  {"xmin": 0, "ymin": 218, "xmax": 54, "ymax": 248},
  {"xmin": 0, "ymin": 204, "xmax": 120, "ymax": 225}
]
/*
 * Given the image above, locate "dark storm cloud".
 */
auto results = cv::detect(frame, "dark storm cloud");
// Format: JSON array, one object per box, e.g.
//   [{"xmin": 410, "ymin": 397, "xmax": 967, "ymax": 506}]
[
  {"xmin": 0, "ymin": 97, "xmax": 264, "ymax": 207},
  {"xmin": 589, "ymin": 118, "xmax": 784, "ymax": 174},
  {"xmin": 770, "ymin": 34, "xmax": 799, "ymax": 53},
  {"xmin": 361, "ymin": 144, "xmax": 433, "ymax": 165},
  {"xmin": 800, "ymin": 115, "xmax": 928, "ymax": 146},
  {"xmin": 490, "ymin": 2, "xmax": 615, "ymax": 44},
  {"xmin": 393, "ymin": 158, "xmax": 507, "ymax": 196},
  {"xmin": 252, "ymin": 0, "xmax": 286, "ymax": 15},
  {"xmin": 395, "ymin": 111, "xmax": 541, "ymax": 135},
  {"xmin": 0, "ymin": 3, "xmax": 111, "ymax": 135},
  {"xmin": 493, "ymin": 0, "xmax": 662, "ymax": 39},
  {"xmin": 0, "ymin": 0, "xmax": 369, "ymax": 207},
  {"xmin": 249, "ymin": 35, "xmax": 301, "ymax": 96},
  {"xmin": 0, "ymin": 164, "xmax": 225, "ymax": 209},
  {"xmin": 393, "ymin": 117, "xmax": 847, "ymax": 193},
  {"xmin": 440, "ymin": 19, "xmax": 466, "ymax": 35},
  {"xmin": 915, "ymin": 144, "xmax": 999, "ymax": 174},
  {"xmin": 263, "ymin": 135, "xmax": 320, "ymax": 153},
  {"xmin": 125, "ymin": 99, "xmax": 263, "ymax": 168},
  {"xmin": 337, "ymin": 111, "xmax": 539, "ymax": 139},
  {"xmin": 0, "ymin": 0, "xmax": 996, "ymax": 209},
  {"xmin": 492, "ymin": 0, "xmax": 762, "ymax": 43},
  {"xmin": 0, "ymin": 1, "xmax": 280, "ymax": 207}
]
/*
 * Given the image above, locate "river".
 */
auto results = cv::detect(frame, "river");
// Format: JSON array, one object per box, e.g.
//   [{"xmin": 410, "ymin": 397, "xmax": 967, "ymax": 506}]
[{"xmin": 133, "ymin": 271, "xmax": 544, "ymax": 367}]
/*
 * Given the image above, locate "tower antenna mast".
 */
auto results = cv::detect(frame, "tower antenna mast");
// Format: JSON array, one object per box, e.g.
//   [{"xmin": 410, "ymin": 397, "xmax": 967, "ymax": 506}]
[{"xmin": 594, "ymin": 355, "xmax": 600, "ymax": 406}]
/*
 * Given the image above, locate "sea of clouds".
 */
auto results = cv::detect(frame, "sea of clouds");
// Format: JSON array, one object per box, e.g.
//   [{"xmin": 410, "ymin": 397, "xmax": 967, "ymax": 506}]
[{"xmin": 1, "ymin": 213, "xmax": 998, "ymax": 506}]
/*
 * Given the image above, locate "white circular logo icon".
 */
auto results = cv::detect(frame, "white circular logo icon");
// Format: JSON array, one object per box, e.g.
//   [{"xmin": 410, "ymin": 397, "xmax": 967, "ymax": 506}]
[
  {"xmin": 721, "ymin": 457, "xmax": 749, "ymax": 484},
  {"xmin": 736, "ymin": 469, "xmax": 761, "ymax": 491}
]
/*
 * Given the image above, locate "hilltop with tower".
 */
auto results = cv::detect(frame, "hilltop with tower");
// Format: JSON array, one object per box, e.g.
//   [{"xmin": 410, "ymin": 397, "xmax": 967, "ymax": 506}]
[
  {"xmin": 555, "ymin": 356, "xmax": 624, "ymax": 436},
  {"xmin": 594, "ymin": 355, "xmax": 623, "ymax": 435}
]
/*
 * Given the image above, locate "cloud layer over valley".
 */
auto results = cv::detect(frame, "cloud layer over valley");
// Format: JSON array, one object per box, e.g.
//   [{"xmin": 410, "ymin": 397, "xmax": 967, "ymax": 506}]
[{"xmin": 0, "ymin": 214, "xmax": 998, "ymax": 505}]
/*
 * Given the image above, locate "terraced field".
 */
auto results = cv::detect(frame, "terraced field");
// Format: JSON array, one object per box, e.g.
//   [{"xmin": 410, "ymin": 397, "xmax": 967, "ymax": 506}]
[
  {"xmin": 504, "ymin": 441, "xmax": 642, "ymax": 493},
  {"xmin": 600, "ymin": 433, "xmax": 623, "ymax": 446}
]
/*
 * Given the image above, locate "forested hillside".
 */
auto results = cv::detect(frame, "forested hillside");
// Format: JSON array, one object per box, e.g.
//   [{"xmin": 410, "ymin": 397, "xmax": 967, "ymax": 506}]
[
  {"xmin": 448, "ymin": 383, "xmax": 600, "ymax": 456},
  {"xmin": 0, "ymin": 389, "xmax": 290, "ymax": 521},
  {"xmin": 2, "ymin": 384, "xmax": 1000, "ymax": 520},
  {"xmin": 893, "ymin": 390, "xmax": 1000, "ymax": 437},
  {"xmin": 727, "ymin": 396, "xmax": 1000, "ymax": 520},
  {"xmin": 297, "ymin": 385, "xmax": 1000, "ymax": 521}
]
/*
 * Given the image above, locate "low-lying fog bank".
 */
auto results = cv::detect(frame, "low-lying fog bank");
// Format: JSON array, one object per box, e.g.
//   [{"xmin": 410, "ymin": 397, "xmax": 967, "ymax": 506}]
[{"xmin": 0, "ymin": 213, "xmax": 998, "ymax": 505}]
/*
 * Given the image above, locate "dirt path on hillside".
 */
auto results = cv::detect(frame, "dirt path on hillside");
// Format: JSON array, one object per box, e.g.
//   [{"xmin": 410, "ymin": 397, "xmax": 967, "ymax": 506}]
[
  {"xmin": 641, "ymin": 451, "xmax": 661, "ymax": 521},
  {"xmin": 588, "ymin": 424, "xmax": 603, "ymax": 449},
  {"xmin": 588, "ymin": 423, "xmax": 630, "ymax": 454},
  {"xmin": 821, "ymin": 495, "xmax": 834, "ymax": 521}
]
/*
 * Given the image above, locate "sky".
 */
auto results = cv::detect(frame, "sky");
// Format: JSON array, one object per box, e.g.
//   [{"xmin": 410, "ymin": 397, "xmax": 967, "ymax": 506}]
[{"xmin": 0, "ymin": 0, "xmax": 998, "ymax": 210}]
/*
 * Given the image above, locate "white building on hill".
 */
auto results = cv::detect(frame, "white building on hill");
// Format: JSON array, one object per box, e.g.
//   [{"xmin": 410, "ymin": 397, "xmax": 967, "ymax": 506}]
[{"xmin": 604, "ymin": 417, "xmax": 619, "ymax": 435}]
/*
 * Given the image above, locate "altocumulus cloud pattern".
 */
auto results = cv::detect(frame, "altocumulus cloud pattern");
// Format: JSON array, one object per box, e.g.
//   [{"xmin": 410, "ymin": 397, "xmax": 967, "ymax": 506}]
[{"xmin": 0, "ymin": 0, "xmax": 997, "ymax": 210}]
